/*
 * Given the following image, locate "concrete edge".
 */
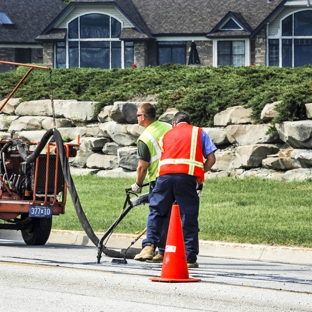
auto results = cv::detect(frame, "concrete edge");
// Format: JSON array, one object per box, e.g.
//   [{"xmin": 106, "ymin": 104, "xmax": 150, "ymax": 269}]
[{"xmin": 1, "ymin": 229, "xmax": 311, "ymax": 265}]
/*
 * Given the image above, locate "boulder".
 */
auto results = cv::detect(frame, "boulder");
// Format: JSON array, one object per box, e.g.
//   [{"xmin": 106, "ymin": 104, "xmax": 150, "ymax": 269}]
[
  {"xmin": 79, "ymin": 137, "xmax": 110, "ymax": 152},
  {"xmin": 86, "ymin": 153, "xmax": 118, "ymax": 170},
  {"xmin": 102, "ymin": 142, "xmax": 119, "ymax": 155},
  {"xmin": 8, "ymin": 116, "xmax": 45, "ymax": 131},
  {"xmin": 0, "ymin": 98, "xmax": 21, "ymax": 114},
  {"xmin": 0, "ymin": 115, "xmax": 19, "ymax": 131},
  {"xmin": 57, "ymin": 127, "xmax": 86, "ymax": 141},
  {"xmin": 260, "ymin": 101, "xmax": 279, "ymax": 122},
  {"xmin": 98, "ymin": 105, "xmax": 113, "ymax": 123},
  {"xmin": 214, "ymin": 106, "xmax": 253, "ymax": 126},
  {"xmin": 262, "ymin": 157, "xmax": 300, "ymax": 171},
  {"xmin": 213, "ymin": 148, "xmax": 242, "ymax": 171},
  {"xmin": 203, "ymin": 127, "xmax": 229, "ymax": 146},
  {"xmin": 275, "ymin": 121, "xmax": 312, "ymax": 148},
  {"xmin": 117, "ymin": 147, "xmax": 138, "ymax": 171},
  {"xmin": 236, "ymin": 144, "xmax": 280, "ymax": 168},
  {"xmin": 41, "ymin": 117, "xmax": 73, "ymax": 130},
  {"xmin": 226, "ymin": 124, "xmax": 280, "ymax": 146},
  {"xmin": 110, "ymin": 102, "xmax": 140, "ymax": 124},
  {"xmin": 101, "ymin": 121, "xmax": 137, "ymax": 146},
  {"xmin": 159, "ymin": 108, "xmax": 178, "ymax": 124},
  {"xmin": 71, "ymin": 150, "xmax": 94, "ymax": 168}
]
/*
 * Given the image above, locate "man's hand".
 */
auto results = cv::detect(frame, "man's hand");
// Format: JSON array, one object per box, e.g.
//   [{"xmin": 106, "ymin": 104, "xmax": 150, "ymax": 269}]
[{"xmin": 131, "ymin": 182, "xmax": 142, "ymax": 193}]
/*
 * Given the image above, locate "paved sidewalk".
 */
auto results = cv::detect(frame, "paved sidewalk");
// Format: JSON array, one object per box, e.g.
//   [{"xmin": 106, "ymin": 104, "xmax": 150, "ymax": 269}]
[{"xmin": 1, "ymin": 229, "xmax": 311, "ymax": 265}]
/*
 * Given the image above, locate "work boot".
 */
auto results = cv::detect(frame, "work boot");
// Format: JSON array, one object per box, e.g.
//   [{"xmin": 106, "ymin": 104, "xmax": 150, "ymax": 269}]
[
  {"xmin": 146, "ymin": 253, "xmax": 163, "ymax": 263},
  {"xmin": 187, "ymin": 262, "xmax": 199, "ymax": 268},
  {"xmin": 134, "ymin": 245, "xmax": 154, "ymax": 261}
]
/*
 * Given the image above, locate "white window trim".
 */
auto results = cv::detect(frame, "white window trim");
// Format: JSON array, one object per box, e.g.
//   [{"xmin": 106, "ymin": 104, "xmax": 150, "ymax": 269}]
[
  {"xmin": 54, "ymin": 12, "xmax": 125, "ymax": 69},
  {"xmin": 212, "ymin": 39, "xmax": 250, "ymax": 67},
  {"xmin": 267, "ymin": 8, "xmax": 312, "ymax": 67}
]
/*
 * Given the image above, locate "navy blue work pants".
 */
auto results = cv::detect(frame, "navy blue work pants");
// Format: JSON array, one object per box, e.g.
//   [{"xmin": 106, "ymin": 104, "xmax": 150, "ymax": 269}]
[{"xmin": 142, "ymin": 174, "xmax": 199, "ymax": 263}]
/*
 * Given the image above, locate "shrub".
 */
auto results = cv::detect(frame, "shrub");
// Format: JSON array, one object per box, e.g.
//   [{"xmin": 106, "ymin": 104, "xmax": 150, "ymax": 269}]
[{"xmin": 1, "ymin": 64, "xmax": 312, "ymax": 127}]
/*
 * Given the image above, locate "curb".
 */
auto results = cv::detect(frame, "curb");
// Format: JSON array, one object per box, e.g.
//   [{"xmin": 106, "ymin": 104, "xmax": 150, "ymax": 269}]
[{"xmin": 1, "ymin": 229, "xmax": 312, "ymax": 265}]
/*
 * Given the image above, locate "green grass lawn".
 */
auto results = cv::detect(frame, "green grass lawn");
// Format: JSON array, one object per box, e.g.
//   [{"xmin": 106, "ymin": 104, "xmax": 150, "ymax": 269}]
[{"xmin": 52, "ymin": 175, "xmax": 312, "ymax": 248}]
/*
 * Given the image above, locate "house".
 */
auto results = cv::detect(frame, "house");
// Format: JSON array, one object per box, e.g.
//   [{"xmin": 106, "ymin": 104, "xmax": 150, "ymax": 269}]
[{"xmin": 1, "ymin": 0, "xmax": 312, "ymax": 72}]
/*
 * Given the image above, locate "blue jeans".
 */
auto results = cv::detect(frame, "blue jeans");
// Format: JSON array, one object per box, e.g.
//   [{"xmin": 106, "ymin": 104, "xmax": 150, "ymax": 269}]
[
  {"xmin": 148, "ymin": 181, "xmax": 169, "ymax": 256},
  {"xmin": 142, "ymin": 174, "xmax": 199, "ymax": 263}
]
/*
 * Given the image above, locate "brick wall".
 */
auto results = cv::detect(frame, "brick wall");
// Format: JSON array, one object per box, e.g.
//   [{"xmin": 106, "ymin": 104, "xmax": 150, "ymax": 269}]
[
  {"xmin": 134, "ymin": 42, "xmax": 148, "ymax": 67},
  {"xmin": 0, "ymin": 48, "xmax": 15, "ymax": 73},
  {"xmin": 253, "ymin": 27, "xmax": 266, "ymax": 66},
  {"xmin": 0, "ymin": 47, "xmax": 43, "ymax": 73},
  {"xmin": 192, "ymin": 41, "xmax": 213, "ymax": 66},
  {"xmin": 42, "ymin": 43, "xmax": 54, "ymax": 68}
]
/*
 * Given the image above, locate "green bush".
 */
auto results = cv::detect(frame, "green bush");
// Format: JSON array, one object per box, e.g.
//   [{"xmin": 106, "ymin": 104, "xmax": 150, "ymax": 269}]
[{"xmin": 1, "ymin": 64, "xmax": 312, "ymax": 128}]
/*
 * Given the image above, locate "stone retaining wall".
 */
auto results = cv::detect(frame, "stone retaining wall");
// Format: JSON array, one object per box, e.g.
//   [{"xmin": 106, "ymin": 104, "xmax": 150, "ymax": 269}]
[{"xmin": 1, "ymin": 98, "xmax": 312, "ymax": 182}]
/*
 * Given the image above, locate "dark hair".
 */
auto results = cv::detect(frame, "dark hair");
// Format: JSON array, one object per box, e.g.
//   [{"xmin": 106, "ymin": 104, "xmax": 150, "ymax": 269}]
[
  {"xmin": 172, "ymin": 111, "xmax": 191, "ymax": 124},
  {"xmin": 138, "ymin": 103, "xmax": 156, "ymax": 119}
]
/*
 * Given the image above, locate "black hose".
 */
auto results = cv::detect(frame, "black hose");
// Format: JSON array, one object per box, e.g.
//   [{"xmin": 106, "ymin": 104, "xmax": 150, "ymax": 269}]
[
  {"xmin": 26, "ymin": 129, "xmax": 54, "ymax": 163},
  {"xmin": 52, "ymin": 128, "xmax": 99, "ymax": 246}
]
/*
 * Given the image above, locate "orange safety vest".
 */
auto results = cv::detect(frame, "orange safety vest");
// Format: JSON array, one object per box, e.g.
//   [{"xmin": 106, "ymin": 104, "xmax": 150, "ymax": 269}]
[{"xmin": 158, "ymin": 123, "xmax": 205, "ymax": 183}]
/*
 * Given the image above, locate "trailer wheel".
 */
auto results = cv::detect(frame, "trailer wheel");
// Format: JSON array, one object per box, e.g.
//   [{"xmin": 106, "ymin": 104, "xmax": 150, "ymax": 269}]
[{"xmin": 21, "ymin": 217, "xmax": 52, "ymax": 245}]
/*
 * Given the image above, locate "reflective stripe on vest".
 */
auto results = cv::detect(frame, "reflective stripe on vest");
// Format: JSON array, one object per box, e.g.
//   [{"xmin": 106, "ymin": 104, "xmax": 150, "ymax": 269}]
[
  {"xmin": 141, "ymin": 131, "xmax": 161, "ymax": 163},
  {"xmin": 138, "ymin": 120, "xmax": 171, "ymax": 181},
  {"xmin": 159, "ymin": 158, "xmax": 204, "ymax": 170},
  {"xmin": 189, "ymin": 126, "xmax": 200, "ymax": 175}
]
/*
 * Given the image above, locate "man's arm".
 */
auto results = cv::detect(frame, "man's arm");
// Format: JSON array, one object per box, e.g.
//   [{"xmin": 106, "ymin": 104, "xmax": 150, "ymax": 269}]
[
  {"xmin": 136, "ymin": 158, "xmax": 149, "ymax": 186},
  {"xmin": 204, "ymin": 152, "xmax": 216, "ymax": 173}
]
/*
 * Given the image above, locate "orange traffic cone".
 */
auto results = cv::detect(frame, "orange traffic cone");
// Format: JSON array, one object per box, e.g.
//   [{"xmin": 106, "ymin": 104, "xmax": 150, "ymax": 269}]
[{"xmin": 150, "ymin": 204, "xmax": 200, "ymax": 283}]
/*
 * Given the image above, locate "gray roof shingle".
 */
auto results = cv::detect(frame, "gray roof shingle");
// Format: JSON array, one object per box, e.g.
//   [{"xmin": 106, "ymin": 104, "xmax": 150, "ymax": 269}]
[
  {"xmin": 131, "ymin": 0, "xmax": 286, "ymax": 36},
  {"xmin": 0, "ymin": 0, "xmax": 66, "ymax": 44}
]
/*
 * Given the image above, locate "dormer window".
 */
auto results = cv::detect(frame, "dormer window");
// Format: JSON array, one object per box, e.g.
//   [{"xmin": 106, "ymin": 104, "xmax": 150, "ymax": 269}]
[
  {"xmin": 0, "ymin": 12, "xmax": 13, "ymax": 25},
  {"xmin": 220, "ymin": 18, "xmax": 242, "ymax": 31}
]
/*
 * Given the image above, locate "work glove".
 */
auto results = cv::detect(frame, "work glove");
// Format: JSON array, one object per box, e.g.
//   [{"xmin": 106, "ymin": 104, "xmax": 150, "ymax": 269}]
[{"xmin": 131, "ymin": 182, "xmax": 142, "ymax": 193}]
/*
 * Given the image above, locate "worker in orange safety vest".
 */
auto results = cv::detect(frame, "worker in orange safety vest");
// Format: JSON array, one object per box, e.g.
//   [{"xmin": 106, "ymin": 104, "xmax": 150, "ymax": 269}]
[{"xmin": 134, "ymin": 111, "xmax": 217, "ymax": 268}]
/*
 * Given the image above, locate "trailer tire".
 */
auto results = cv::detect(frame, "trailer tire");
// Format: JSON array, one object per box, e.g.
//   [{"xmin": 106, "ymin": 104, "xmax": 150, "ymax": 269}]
[{"xmin": 21, "ymin": 217, "xmax": 52, "ymax": 245}]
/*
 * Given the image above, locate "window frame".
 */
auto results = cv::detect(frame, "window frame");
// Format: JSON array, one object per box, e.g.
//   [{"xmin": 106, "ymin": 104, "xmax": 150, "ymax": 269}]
[
  {"xmin": 268, "ymin": 9, "xmax": 312, "ymax": 68},
  {"xmin": 157, "ymin": 41, "xmax": 187, "ymax": 65},
  {"xmin": 54, "ymin": 13, "xmax": 134, "ymax": 69},
  {"xmin": 213, "ymin": 39, "xmax": 250, "ymax": 67}
]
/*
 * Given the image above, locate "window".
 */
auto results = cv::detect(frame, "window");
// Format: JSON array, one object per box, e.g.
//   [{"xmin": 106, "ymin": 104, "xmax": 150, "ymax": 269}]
[
  {"xmin": 268, "ymin": 39, "xmax": 279, "ymax": 66},
  {"xmin": 56, "ymin": 42, "xmax": 66, "ymax": 68},
  {"xmin": 15, "ymin": 48, "xmax": 31, "ymax": 63},
  {"xmin": 56, "ymin": 13, "xmax": 133, "ymax": 69},
  {"xmin": 217, "ymin": 41, "xmax": 245, "ymax": 66},
  {"xmin": 220, "ymin": 19, "xmax": 241, "ymax": 31},
  {"xmin": 269, "ymin": 10, "xmax": 312, "ymax": 67},
  {"xmin": 124, "ymin": 42, "xmax": 134, "ymax": 68},
  {"xmin": 158, "ymin": 41, "xmax": 186, "ymax": 65},
  {"xmin": 0, "ymin": 12, "xmax": 13, "ymax": 25}
]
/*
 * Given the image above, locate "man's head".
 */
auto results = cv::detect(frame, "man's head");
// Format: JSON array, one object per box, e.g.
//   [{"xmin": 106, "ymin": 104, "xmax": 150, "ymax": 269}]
[
  {"xmin": 172, "ymin": 111, "xmax": 191, "ymax": 127},
  {"xmin": 137, "ymin": 103, "xmax": 156, "ymax": 128}
]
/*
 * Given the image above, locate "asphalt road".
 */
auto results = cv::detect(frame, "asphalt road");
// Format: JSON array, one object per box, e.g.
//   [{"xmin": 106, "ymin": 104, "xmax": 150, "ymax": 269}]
[{"xmin": 0, "ymin": 238, "xmax": 311, "ymax": 312}]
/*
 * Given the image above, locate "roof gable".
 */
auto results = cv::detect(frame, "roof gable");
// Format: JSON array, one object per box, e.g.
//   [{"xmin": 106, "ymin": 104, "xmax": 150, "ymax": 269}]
[
  {"xmin": 208, "ymin": 11, "xmax": 252, "ymax": 37},
  {"xmin": 40, "ymin": 0, "xmax": 153, "ymax": 40}
]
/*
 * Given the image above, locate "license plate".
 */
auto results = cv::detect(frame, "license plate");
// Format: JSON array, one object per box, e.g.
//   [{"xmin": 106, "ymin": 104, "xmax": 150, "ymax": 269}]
[{"xmin": 29, "ymin": 205, "xmax": 52, "ymax": 218}]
